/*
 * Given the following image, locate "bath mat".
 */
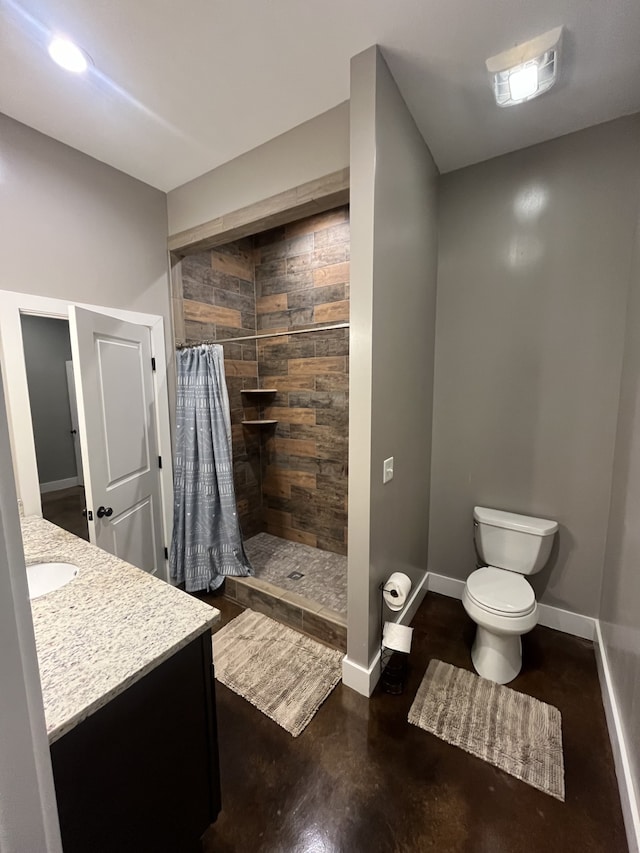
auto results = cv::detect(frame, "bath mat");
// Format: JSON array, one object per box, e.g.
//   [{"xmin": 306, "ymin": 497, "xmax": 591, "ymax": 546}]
[
  {"xmin": 212, "ymin": 609, "xmax": 343, "ymax": 737},
  {"xmin": 408, "ymin": 660, "xmax": 565, "ymax": 801}
]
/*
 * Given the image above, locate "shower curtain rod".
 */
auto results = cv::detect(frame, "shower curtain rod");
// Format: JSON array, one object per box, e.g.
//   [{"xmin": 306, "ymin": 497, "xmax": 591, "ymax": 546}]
[{"xmin": 176, "ymin": 321, "xmax": 350, "ymax": 348}]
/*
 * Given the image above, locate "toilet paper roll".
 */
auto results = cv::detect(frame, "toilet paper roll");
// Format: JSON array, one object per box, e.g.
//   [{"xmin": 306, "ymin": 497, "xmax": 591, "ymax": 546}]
[
  {"xmin": 383, "ymin": 621, "xmax": 414, "ymax": 654},
  {"xmin": 383, "ymin": 572, "xmax": 412, "ymax": 612}
]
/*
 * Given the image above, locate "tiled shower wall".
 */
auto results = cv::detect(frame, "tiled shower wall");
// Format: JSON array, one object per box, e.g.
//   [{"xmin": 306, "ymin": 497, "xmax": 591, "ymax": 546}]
[
  {"xmin": 255, "ymin": 208, "xmax": 349, "ymax": 555},
  {"xmin": 174, "ymin": 206, "xmax": 350, "ymax": 555},
  {"xmin": 178, "ymin": 240, "xmax": 263, "ymax": 538}
]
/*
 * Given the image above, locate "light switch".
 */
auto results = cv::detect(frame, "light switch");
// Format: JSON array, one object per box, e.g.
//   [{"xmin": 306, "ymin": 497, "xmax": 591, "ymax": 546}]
[{"xmin": 383, "ymin": 456, "xmax": 394, "ymax": 484}]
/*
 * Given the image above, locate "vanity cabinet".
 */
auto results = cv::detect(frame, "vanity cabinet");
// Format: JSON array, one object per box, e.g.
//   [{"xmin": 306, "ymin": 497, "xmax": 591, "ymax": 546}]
[{"xmin": 50, "ymin": 630, "xmax": 221, "ymax": 853}]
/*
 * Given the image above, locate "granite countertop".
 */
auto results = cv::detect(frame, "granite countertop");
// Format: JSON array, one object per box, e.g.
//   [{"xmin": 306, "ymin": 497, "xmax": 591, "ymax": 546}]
[{"xmin": 22, "ymin": 516, "xmax": 220, "ymax": 744}]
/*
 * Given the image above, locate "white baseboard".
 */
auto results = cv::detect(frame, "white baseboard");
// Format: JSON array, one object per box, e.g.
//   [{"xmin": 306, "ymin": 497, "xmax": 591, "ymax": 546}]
[
  {"xmin": 427, "ymin": 571, "xmax": 596, "ymax": 640},
  {"xmin": 537, "ymin": 602, "xmax": 595, "ymax": 640},
  {"xmin": 427, "ymin": 571, "xmax": 465, "ymax": 599},
  {"xmin": 39, "ymin": 477, "xmax": 79, "ymax": 494},
  {"xmin": 342, "ymin": 571, "xmax": 428, "ymax": 697},
  {"xmin": 594, "ymin": 621, "xmax": 640, "ymax": 853},
  {"xmin": 342, "ymin": 652, "xmax": 381, "ymax": 696}
]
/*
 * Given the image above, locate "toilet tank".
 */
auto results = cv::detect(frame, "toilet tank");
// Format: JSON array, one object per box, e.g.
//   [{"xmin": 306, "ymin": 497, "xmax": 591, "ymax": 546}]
[{"xmin": 473, "ymin": 506, "xmax": 558, "ymax": 575}]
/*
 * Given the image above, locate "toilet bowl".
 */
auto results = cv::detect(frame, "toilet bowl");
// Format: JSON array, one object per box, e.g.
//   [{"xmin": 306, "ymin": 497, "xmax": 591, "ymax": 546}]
[
  {"xmin": 462, "ymin": 507, "xmax": 557, "ymax": 684},
  {"xmin": 462, "ymin": 567, "xmax": 538, "ymax": 684}
]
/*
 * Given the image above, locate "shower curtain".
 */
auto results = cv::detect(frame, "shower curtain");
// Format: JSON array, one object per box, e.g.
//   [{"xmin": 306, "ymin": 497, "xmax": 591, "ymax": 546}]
[{"xmin": 170, "ymin": 344, "xmax": 252, "ymax": 591}]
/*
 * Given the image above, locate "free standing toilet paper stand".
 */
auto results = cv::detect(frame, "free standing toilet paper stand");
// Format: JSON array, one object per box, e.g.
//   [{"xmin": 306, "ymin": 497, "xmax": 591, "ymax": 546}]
[{"xmin": 378, "ymin": 581, "xmax": 410, "ymax": 695}]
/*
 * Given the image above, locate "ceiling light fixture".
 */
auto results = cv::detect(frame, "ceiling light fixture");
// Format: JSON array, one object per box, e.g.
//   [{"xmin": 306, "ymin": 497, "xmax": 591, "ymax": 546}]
[
  {"xmin": 48, "ymin": 36, "xmax": 91, "ymax": 73},
  {"xmin": 486, "ymin": 26, "xmax": 563, "ymax": 107}
]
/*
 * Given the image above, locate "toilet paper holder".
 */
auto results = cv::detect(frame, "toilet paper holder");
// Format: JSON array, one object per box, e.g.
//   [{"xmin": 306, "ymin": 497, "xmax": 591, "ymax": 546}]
[{"xmin": 378, "ymin": 581, "xmax": 412, "ymax": 694}]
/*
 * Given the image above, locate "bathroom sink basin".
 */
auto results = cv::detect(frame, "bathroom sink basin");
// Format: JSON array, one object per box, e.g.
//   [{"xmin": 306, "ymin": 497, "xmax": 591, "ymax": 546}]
[{"xmin": 27, "ymin": 562, "xmax": 79, "ymax": 600}]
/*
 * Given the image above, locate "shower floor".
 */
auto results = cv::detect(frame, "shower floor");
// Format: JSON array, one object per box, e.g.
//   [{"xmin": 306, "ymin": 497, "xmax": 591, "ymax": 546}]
[
  {"xmin": 224, "ymin": 533, "xmax": 347, "ymax": 650},
  {"xmin": 244, "ymin": 532, "xmax": 347, "ymax": 616}
]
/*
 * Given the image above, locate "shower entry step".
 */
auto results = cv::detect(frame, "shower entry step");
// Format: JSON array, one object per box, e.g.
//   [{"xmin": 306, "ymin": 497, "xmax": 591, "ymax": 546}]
[{"xmin": 224, "ymin": 575, "xmax": 347, "ymax": 653}]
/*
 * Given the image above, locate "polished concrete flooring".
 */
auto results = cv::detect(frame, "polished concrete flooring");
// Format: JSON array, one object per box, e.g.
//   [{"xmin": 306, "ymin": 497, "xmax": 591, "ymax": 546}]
[
  {"xmin": 202, "ymin": 592, "xmax": 627, "ymax": 853},
  {"xmin": 41, "ymin": 486, "xmax": 89, "ymax": 540}
]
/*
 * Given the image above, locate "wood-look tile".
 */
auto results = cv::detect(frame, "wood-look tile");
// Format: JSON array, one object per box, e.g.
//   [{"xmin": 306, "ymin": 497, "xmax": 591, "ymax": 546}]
[
  {"xmin": 280, "ymin": 589, "xmax": 324, "ymax": 614},
  {"xmin": 314, "ymin": 373, "xmax": 349, "ymax": 392},
  {"xmin": 302, "ymin": 608, "xmax": 347, "ymax": 652},
  {"xmin": 314, "ymin": 300, "xmax": 350, "ymax": 323},
  {"xmin": 257, "ymin": 293, "xmax": 287, "ymax": 314},
  {"xmin": 211, "ymin": 250, "xmax": 253, "ymax": 282},
  {"xmin": 224, "ymin": 360, "xmax": 258, "ymax": 377},
  {"xmin": 183, "ymin": 299, "xmax": 242, "ymax": 328},
  {"xmin": 263, "ymin": 508, "xmax": 292, "ymax": 529},
  {"xmin": 313, "ymin": 223, "xmax": 350, "ymax": 249},
  {"xmin": 285, "ymin": 207, "xmax": 348, "ymax": 237},
  {"xmin": 312, "ymin": 262, "xmax": 350, "ymax": 287},
  {"xmin": 259, "ymin": 234, "xmax": 314, "ymax": 262},
  {"xmin": 264, "ymin": 407, "xmax": 315, "ymax": 425},
  {"xmin": 263, "ymin": 375, "xmax": 315, "ymax": 392},
  {"xmin": 264, "ymin": 523, "xmax": 318, "ymax": 548},
  {"xmin": 274, "ymin": 437, "xmax": 317, "ymax": 457},
  {"xmin": 234, "ymin": 582, "xmax": 303, "ymax": 630},
  {"xmin": 288, "ymin": 357, "xmax": 346, "ymax": 375},
  {"xmin": 262, "ymin": 479, "xmax": 291, "ymax": 500},
  {"xmin": 310, "ymin": 244, "xmax": 349, "ymax": 268}
]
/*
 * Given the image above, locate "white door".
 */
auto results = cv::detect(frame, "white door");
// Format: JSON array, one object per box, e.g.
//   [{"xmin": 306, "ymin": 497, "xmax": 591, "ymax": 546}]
[
  {"xmin": 65, "ymin": 360, "xmax": 84, "ymax": 487},
  {"xmin": 68, "ymin": 307, "xmax": 165, "ymax": 575}
]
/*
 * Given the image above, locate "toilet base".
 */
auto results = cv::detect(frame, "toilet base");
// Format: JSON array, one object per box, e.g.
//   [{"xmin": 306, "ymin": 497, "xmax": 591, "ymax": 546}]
[{"xmin": 471, "ymin": 626, "xmax": 522, "ymax": 684}]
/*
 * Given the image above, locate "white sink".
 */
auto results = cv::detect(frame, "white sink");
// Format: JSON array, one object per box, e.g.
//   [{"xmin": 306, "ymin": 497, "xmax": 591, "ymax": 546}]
[{"xmin": 27, "ymin": 562, "xmax": 79, "ymax": 600}]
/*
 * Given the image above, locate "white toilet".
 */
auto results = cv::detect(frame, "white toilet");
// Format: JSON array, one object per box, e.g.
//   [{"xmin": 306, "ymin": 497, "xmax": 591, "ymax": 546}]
[{"xmin": 462, "ymin": 506, "xmax": 558, "ymax": 685}]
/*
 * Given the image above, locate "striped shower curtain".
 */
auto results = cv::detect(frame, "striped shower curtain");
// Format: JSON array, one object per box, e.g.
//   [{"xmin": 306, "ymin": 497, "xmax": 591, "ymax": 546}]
[{"xmin": 170, "ymin": 344, "xmax": 252, "ymax": 591}]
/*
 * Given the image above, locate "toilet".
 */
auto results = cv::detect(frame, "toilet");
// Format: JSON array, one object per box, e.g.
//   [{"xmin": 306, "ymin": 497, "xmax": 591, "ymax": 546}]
[{"xmin": 462, "ymin": 506, "xmax": 558, "ymax": 684}]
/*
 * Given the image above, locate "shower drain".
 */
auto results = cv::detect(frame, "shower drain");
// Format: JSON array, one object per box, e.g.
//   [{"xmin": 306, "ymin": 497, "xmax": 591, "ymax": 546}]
[{"xmin": 287, "ymin": 571, "xmax": 304, "ymax": 580}]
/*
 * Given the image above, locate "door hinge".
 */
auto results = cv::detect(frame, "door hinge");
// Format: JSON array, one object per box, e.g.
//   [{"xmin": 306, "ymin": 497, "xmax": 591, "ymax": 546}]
[
  {"xmin": 158, "ymin": 455, "xmax": 163, "ymax": 469},
  {"xmin": 151, "ymin": 357, "xmax": 156, "ymax": 372},
  {"xmin": 164, "ymin": 547, "xmax": 169, "ymax": 560}
]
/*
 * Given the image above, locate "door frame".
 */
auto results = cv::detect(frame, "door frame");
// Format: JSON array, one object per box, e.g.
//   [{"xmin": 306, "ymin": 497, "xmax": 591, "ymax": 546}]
[{"xmin": 0, "ymin": 290, "xmax": 173, "ymax": 582}]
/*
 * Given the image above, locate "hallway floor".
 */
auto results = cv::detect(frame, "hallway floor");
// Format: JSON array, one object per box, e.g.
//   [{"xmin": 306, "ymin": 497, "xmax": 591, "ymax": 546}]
[
  {"xmin": 202, "ymin": 592, "xmax": 627, "ymax": 853},
  {"xmin": 244, "ymin": 532, "xmax": 347, "ymax": 615},
  {"xmin": 40, "ymin": 486, "xmax": 88, "ymax": 541}
]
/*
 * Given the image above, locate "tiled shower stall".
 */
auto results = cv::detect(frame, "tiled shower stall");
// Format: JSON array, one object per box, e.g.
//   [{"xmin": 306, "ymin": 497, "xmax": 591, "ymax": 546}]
[{"xmin": 173, "ymin": 207, "xmax": 350, "ymax": 641}]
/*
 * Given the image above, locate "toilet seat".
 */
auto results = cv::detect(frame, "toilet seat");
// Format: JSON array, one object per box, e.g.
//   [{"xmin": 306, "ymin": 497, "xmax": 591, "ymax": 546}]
[{"xmin": 466, "ymin": 567, "xmax": 535, "ymax": 617}]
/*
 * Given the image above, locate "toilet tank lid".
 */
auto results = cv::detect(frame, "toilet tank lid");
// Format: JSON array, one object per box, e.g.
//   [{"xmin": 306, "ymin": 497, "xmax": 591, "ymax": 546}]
[{"xmin": 473, "ymin": 506, "xmax": 558, "ymax": 536}]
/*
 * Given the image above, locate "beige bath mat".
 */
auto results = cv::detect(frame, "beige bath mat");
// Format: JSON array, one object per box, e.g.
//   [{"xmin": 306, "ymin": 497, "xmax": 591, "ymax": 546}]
[
  {"xmin": 212, "ymin": 609, "xmax": 343, "ymax": 737},
  {"xmin": 408, "ymin": 659, "xmax": 565, "ymax": 801}
]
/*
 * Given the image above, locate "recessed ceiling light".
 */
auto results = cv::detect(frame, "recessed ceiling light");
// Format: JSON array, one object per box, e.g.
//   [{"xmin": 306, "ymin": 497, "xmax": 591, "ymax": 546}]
[
  {"xmin": 486, "ymin": 26, "xmax": 563, "ymax": 107},
  {"xmin": 48, "ymin": 37, "xmax": 91, "ymax": 73}
]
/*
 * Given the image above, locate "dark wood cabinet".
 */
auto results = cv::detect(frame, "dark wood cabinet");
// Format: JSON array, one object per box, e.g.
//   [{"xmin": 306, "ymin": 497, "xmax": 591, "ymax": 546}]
[{"xmin": 50, "ymin": 630, "xmax": 221, "ymax": 853}]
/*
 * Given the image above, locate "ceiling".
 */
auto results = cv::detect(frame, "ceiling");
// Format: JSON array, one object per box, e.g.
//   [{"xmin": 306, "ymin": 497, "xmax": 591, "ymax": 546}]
[{"xmin": 1, "ymin": 0, "xmax": 640, "ymax": 192}]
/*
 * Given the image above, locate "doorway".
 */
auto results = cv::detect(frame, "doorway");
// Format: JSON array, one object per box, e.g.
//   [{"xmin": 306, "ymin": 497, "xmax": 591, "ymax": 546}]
[
  {"xmin": 21, "ymin": 314, "xmax": 89, "ymax": 540},
  {"xmin": 0, "ymin": 290, "xmax": 174, "ymax": 582}
]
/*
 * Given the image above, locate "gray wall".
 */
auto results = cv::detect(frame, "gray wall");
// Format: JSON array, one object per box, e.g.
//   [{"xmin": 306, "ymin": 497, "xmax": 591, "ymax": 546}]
[
  {"xmin": 600, "ymin": 205, "xmax": 640, "ymax": 834},
  {"xmin": 0, "ymin": 370, "xmax": 62, "ymax": 852},
  {"xmin": 0, "ymin": 113, "xmax": 172, "ymax": 357},
  {"xmin": 21, "ymin": 316, "xmax": 76, "ymax": 486},
  {"xmin": 348, "ymin": 47, "xmax": 439, "ymax": 671},
  {"xmin": 429, "ymin": 115, "xmax": 640, "ymax": 617},
  {"xmin": 167, "ymin": 102, "xmax": 350, "ymax": 236}
]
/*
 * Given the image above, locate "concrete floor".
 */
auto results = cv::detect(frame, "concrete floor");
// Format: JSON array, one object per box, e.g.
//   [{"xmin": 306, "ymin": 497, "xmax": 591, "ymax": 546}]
[
  {"xmin": 40, "ymin": 486, "xmax": 89, "ymax": 540},
  {"xmin": 202, "ymin": 592, "xmax": 627, "ymax": 853}
]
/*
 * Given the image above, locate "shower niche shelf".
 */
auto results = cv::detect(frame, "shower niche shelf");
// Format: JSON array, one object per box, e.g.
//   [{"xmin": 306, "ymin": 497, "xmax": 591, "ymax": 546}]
[{"xmin": 241, "ymin": 388, "xmax": 277, "ymax": 427}]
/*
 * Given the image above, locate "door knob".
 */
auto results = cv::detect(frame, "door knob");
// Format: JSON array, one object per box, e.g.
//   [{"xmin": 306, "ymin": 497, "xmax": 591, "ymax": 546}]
[
  {"xmin": 96, "ymin": 506, "xmax": 113, "ymax": 518},
  {"xmin": 70, "ymin": 429, "xmax": 77, "ymax": 435}
]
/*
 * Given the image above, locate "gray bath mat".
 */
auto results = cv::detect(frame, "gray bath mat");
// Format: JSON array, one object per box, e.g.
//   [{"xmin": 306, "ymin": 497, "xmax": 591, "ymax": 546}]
[
  {"xmin": 408, "ymin": 659, "xmax": 565, "ymax": 801},
  {"xmin": 212, "ymin": 609, "xmax": 343, "ymax": 737}
]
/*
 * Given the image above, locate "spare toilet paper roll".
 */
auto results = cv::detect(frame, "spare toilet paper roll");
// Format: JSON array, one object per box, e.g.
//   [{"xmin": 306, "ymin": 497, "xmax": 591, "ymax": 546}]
[
  {"xmin": 383, "ymin": 621, "xmax": 414, "ymax": 654},
  {"xmin": 382, "ymin": 572, "xmax": 412, "ymax": 611}
]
